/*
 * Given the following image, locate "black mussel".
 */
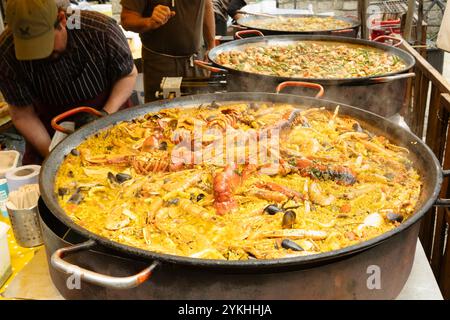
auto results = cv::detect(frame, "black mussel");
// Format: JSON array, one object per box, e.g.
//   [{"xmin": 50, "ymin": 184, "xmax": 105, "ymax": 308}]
[
  {"xmin": 71, "ymin": 149, "xmax": 80, "ymax": 156},
  {"xmin": 352, "ymin": 122, "xmax": 363, "ymax": 132},
  {"xmin": 168, "ymin": 119, "xmax": 178, "ymax": 130},
  {"xmin": 386, "ymin": 212, "xmax": 404, "ymax": 223},
  {"xmin": 58, "ymin": 188, "xmax": 69, "ymax": 197},
  {"xmin": 167, "ymin": 198, "xmax": 179, "ymax": 206},
  {"xmin": 107, "ymin": 172, "xmax": 117, "ymax": 184},
  {"xmin": 249, "ymin": 102, "xmax": 258, "ymax": 111},
  {"xmin": 68, "ymin": 188, "xmax": 83, "ymax": 205},
  {"xmin": 264, "ymin": 204, "xmax": 283, "ymax": 215},
  {"xmin": 159, "ymin": 141, "xmax": 168, "ymax": 151},
  {"xmin": 197, "ymin": 193, "xmax": 205, "ymax": 202},
  {"xmin": 281, "ymin": 239, "xmax": 304, "ymax": 251},
  {"xmin": 282, "ymin": 210, "xmax": 296, "ymax": 229},
  {"xmin": 384, "ymin": 172, "xmax": 395, "ymax": 181},
  {"xmin": 68, "ymin": 171, "xmax": 74, "ymax": 178},
  {"xmin": 207, "ymin": 101, "xmax": 220, "ymax": 109},
  {"xmin": 116, "ymin": 173, "xmax": 132, "ymax": 183}
]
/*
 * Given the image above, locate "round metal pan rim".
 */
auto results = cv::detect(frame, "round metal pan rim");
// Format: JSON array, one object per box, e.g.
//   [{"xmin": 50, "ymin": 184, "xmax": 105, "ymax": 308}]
[
  {"xmin": 207, "ymin": 35, "xmax": 416, "ymax": 85},
  {"xmin": 40, "ymin": 93, "xmax": 441, "ymax": 270},
  {"xmin": 236, "ymin": 14, "xmax": 361, "ymax": 34}
]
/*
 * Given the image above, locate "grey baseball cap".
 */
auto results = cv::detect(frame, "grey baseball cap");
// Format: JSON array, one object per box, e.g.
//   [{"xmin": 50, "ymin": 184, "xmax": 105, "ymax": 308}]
[{"xmin": 6, "ymin": 0, "xmax": 58, "ymax": 60}]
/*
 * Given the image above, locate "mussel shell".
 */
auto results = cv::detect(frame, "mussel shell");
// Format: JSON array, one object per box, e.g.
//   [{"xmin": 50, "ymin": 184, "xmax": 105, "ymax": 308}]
[
  {"xmin": 167, "ymin": 198, "xmax": 180, "ymax": 205},
  {"xmin": 281, "ymin": 239, "xmax": 304, "ymax": 251},
  {"xmin": 116, "ymin": 173, "xmax": 132, "ymax": 183},
  {"xmin": 70, "ymin": 149, "xmax": 80, "ymax": 156},
  {"xmin": 159, "ymin": 141, "xmax": 168, "ymax": 151},
  {"xmin": 386, "ymin": 212, "xmax": 404, "ymax": 223},
  {"xmin": 68, "ymin": 188, "xmax": 83, "ymax": 205},
  {"xmin": 352, "ymin": 122, "xmax": 363, "ymax": 132},
  {"xmin": 282, "ymin": 210, "xmax": 296, "ymax": 229},
  {"xmin": 107, "ymin": 172, "xmax": 117, "ymax": 184},
  {"xmin": 264, "ymin": 204, "xmax": 283, "ymax": 215},
  {"xmin": 58, "ymin": 188, "xmax": 69, "ymax": 197}
]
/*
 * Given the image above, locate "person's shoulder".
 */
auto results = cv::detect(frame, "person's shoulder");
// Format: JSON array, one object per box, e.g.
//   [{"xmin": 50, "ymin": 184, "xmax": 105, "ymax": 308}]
[
  {"xmin": 0, "ymin": 28, "xmax": 17, "ymax": 71},
  {"xmin": 0, "ymin": 28, "xmax": 14, "ymax": 57},
  {"xmin": 77, "ymin": 10, "xmax": 119, "ymax": 33}
]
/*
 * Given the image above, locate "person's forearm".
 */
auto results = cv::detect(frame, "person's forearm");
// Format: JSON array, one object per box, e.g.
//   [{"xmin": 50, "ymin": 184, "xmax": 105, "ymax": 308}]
[
  {"xmin": 9, "ymin": 105, "xmax": 51, "ymax": 158},
  {"xmin": 203, "ymin": 0, "xmax": 216, "ymax": 49},
  {"xmin": 121, "ymin": 11, "xmax": 157, "ymax": 33},
  {"xmin": 103, "ymin": 65, "xmax": 138, "ymax": 114},
  {"xmin": 121, "ymin": 6, "xmax": 175, "ymax": 34}
]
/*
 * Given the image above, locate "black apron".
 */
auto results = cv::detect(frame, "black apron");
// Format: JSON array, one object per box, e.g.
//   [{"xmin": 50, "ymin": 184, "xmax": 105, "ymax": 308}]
[{"xmin": 140, "ymin": 0, "xmax": 205, "ymax": 56}]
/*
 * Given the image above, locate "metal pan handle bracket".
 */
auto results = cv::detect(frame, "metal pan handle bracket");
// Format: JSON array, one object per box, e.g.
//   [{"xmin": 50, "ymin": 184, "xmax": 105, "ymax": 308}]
[
  {"xmin": 435, "ymin": 170, "xmax": 450, "ymax": 207},
  {"xmin": 231, "ymin": 24, "xmax": 248, "ymax": 30},
  {"xmin": 51, "ymin": 239, "xmax": 159, "ymax": 289},
  {"xmin": 235, "ymin": 29, "xmax": 264, "ymax": 39},
  {"xmin": 276, "ymin": 81, "xmax": 325, "ymax": 98},
  {"xmin": 366, "ymin": 72, "xmax": 416, "ymax": 85},
  {"xmin": 331, "ymin": 28, "xmax": 355, "ymax": 35},
  {"xmin": 235, "ymin": 10, "xmax": 277, "ymax": 19},
  {"xmin": 194, "ymin": 60, "xmax": 227, "ymax": 73},
  {"xmin": 373, "ymin": 35, "xmax": 404, "ymax": 47},
  {"xmin": 345, "ymin": 14, "xmax": 359, "ymax": 20},
  {"xmin": 51, "ymin": 107, "xmax": 104, "ymax": 135}
]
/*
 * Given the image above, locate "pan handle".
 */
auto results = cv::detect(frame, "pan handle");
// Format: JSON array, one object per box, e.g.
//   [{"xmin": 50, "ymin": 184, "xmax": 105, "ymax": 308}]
[
  {"xmin": 276, "ymin": 81, "xmax": 325, "ymax": 98},
  {"xmin": 235, "ymin": 10, "xmax": 277, "ymax": 18},
  {"xmin": 51, "ymin": 239, "xmax": 159, "ymax": 290},
  {"xmin": 231, "ymin": 24, "xmax": 248, "ymax": 30},
  {"xmin": 373, "ymin": 35, "xmax": 404, "ymax": 47},
  {"xmin": 345, "ymin": 14, "xmax": 359, "ymax": 20},
  {"xmin": 366, "ymin": 72, "xmax": 416, "ymax": 84},
  {"xmin": 235, "ymin": 29, "xmax": 264, "ymax": 39},
  {"xmin": 435, "ymin": 170, "xmax": 450, "ymax": 207},
  {"xmin": 51, "ymin": 107, "xmax": 105, "ymax": 135},
  {"xmin": 331, "ymin": 28, "xmax": 355, "ymax": 35},
  {"xmin": 194, "ymin": 60, "xmax": 227, "ymax": 73}
]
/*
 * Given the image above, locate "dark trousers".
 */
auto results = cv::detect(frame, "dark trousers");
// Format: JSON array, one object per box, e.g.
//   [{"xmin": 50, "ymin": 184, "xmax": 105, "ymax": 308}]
[
  {"xmin": 215, "ymin": 13, "xmax": 228, "ymax": 36},
  {"xmin": 142, "ymin": 47, "xmax": 207, "ymax": 103}
]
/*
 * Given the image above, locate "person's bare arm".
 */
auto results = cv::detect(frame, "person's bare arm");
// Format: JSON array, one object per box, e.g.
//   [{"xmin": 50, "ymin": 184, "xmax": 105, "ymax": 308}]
[
  {"xmin": 203, "ymin": 0, "xmax": 216, "ymax": 54},
  {"xmin": 103, "ymin": 65, "xmax": 138, "ymax": 114},
  {"xmin": 9, "ymin": 104, "xmax": 51, "ymax": 158},
  {"xmin": 121, "ymin": 6, "xmax": 175, "ymax": 33}
]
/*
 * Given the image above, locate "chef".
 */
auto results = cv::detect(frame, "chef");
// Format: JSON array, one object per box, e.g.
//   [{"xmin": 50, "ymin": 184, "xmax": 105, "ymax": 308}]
[
  {"xmin": 0, "ymin": 0, "xmax": 138, "ymax": 164},
  {"xmin": 213, "ymin": 0, "xmax": 247, "ymax": 36},
  {"xmin": 120, "ymin": 0, "xmax": 215, "ymax": 102}
]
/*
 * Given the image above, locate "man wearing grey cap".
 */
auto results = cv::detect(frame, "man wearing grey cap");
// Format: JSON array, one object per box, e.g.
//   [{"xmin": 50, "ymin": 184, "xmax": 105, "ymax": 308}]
[{"xmin": 0, "ymin": 0, "xmax": 138, "ymax": 164}]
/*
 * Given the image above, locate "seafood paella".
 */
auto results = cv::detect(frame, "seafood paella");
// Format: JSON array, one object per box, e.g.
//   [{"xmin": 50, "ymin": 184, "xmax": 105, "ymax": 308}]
[
  {"xmin": 242, "ymin": 16, "xmax": 353, "ymax": 32},
  {"xmin": 55, "ymin": 102, "xmax": 422, "ymax": 260},
  {"xmin": 216, "ymin": 41, "xmax": 406, "ymax": 78}
]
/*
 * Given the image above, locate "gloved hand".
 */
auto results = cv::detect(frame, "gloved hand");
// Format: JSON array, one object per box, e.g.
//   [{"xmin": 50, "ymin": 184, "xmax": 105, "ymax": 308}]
[{"xmin": 73, "ymin": 109, "xmax": 108, "ymax": 129}]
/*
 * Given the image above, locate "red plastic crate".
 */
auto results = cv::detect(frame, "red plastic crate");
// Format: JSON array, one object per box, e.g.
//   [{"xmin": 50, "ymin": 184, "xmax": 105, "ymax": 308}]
[{"xmin": 370, "ymin": 19, "xmax": 401, "ymax": 39}]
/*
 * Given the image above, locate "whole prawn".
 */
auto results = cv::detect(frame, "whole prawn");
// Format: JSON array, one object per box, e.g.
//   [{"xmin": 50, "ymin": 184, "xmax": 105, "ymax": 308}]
[{"xmin": 213, "ymin": 164, "xmax": 241, "ymax": 215}]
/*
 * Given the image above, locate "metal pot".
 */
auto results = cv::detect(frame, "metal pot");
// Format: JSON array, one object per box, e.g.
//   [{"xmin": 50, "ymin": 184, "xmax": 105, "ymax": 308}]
[
  {"xmin": 235, "ymin": 14, "xmax": 360, "ymax": 38},
  {"xmin": 40, "ymin": 91, "xmax": 448, "ymax": 299},
  {"xmin": 37, "ymin": 196, "xmax": 420, "ymax": 299},
  {"xmin": 195, "ymin": 34, "xmax": 416, "ymax": 117}
]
